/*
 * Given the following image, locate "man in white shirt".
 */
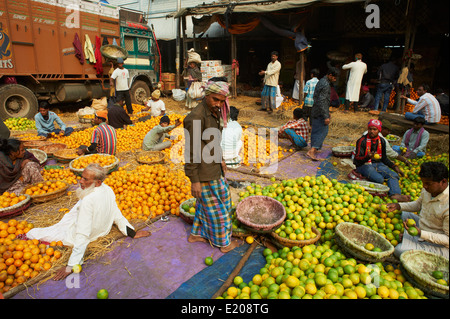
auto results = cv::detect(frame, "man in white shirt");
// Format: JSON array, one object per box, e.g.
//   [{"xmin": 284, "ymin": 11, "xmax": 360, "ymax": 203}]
[
  {"xmin": 220, "ymin": 106, "xmax": 243, "ymax": 168},
  {"xmin": 26, "ymin": 163, "xmax": 150, "ymax": 281},
  {"xmin": 387, "ymin": 162, "xmax": 449, "ymax": 258},
  {"xmin": 342, "ymin": 53, "xmax": 367, "ymax": 113},
  {"xmin": 110, "ymin": 57, "xmax": 133, "ymax": 114},
  {"xmin": 144, "ymin": 89, "xmax": 165, "ymax": 117},
  {"xmin": 401, "ymin": 84, "xmax": 441, "ymax": 124},
  {"xmin": 259, "ymin": 51, "xmax": 282, "ymax": 114}
]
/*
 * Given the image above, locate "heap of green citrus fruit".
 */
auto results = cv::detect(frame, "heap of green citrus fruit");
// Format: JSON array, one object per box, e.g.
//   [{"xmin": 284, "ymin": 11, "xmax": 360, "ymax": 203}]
[
  {"xmin": 238, "ymin": 175, "xmax": 404, "ymax": 247},
  {"xmin": 4, "ymin": 117, "xmax": 36, "ymax": 131},
  {"xmin": 218, "ymin": 243, "xmax": 427, "ymax": 299}
]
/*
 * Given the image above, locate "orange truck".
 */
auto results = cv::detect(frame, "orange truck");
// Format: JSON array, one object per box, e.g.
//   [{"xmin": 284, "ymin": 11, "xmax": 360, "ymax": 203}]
[{"xmin": 0, "ymin": 0, "xmax": 160, "ymax": 119}]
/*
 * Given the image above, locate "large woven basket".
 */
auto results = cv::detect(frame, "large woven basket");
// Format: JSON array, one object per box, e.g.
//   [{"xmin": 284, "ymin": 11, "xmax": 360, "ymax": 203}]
[
  {"xmin": 27, "ymin": 148, "xmax": 48, "ymax": 165},
  {"xmin": 179, "ymin": 198, "xmax": 196, "ymax": 224},
  {"xmin": 53, "ymin": 149, "xmax": 79, "ymax": 163},
  {"xmin": 385, "ymin": 134, "xmax": 401, "ymax": 145},
  {"xmin": 23, "ymin": 140, "xmax": 51, "ymax": 149},
  {"xmin": 38, "ymin": 143, "xmax": 67, "ymax": 156},
  {"xmin": 0, "ymin": 195, "xmax": 32, "ymax": 218},
  {"xmin": 271, "ymin": 227, "xmax": 321, "ymax": 248},
  {"xmin": 332, "ymin": 146, "xmax": 355, "ymax": 158},
  {"xmin": 400, "ymin": 250, "xmax": 449, "ymax": 299},
  {"xmin": 24, "ymin": 180, "xmax": 69, "ymax": 203},
  {"xmin": 69, "ymin": 153, "xmax": 119, "ymax": 175},
  {"xmin": 351, "ymin": 180, "xmax": 390, "ymax": 197},
  {"xmin": 335, "ymin": 222, "xmax": 395, "ymax": 263},
  {"xmin": 136, "ymin": 151, "xmax": 166, "ymax": 165},
  {"xmin": 236, "ymin": 196, "xmax": 286, "ymax": 234}
]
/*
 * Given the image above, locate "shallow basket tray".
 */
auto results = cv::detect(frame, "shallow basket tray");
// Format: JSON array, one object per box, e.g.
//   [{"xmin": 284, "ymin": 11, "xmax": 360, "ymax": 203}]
[
  {"xmin": 271, "ymin": 227, "xmax": 321, "ymax": 248},
  {"xmin": 0, "ymin": 194, "xmax": 32, "ymax": 218},
  {"xmin": 24, "ymin": 180, "xmax": 69, "ymax": 203},
  {"xmin": 69, "ymin": 153, "xmax": 119, "ymax": 175},
  {"xmin": 334, "ymin": 222, "xmax": 394, "ymax": 263},
  {"xmin": 385, "ymin": 134, "xmax": 401, "ymax": 144},
  {"xmin": 23, "ymin": 140, "xmax": 52, "ymax": 149},
  {"xmin": 236, "ymin": 195, "xmax": 286, "ymax": 234},
  {"xmin": 136, "ymin": 151, "xmax": 166, "ymax": 165},
  {"xmin": 38, "ymin": 143, "xmax": 67, "ymax": 156},
  {"xmin": 332, "ymin": 146, "xmax": 355, "ymax": 158},
  {"xmin": 53, "ymin": 149, "xmax": 79, "ymax": 163},
  {"xmin": 351, "ymin": 180, "xmax": 390, "ymax": 196},
  {"xmin": 179, "ymin": 198, "xmax": 196, "ymax": 224},
  {"xmin": 27, "ymin": 148, "xmax": 48, "ymax": 165},
  {"xmin": 400, "ymin": 250, "xmax": 449, "ymax": 299}
]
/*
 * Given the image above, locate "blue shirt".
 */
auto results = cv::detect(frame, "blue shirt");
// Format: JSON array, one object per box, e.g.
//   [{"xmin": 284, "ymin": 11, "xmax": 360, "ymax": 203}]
[
  {"xmin": 303, "ymin": 77, "xmax": 319, "ymax": 107},
  {"xmin": 35, "ymin": 111, "xmax": 66, "ymax": 136}
]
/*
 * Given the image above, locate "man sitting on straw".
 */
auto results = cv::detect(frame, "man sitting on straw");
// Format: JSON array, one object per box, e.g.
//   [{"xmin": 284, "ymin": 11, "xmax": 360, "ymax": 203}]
[
  {"xmin": 184, "ymin": 79, "xmax": 240, "ymax": 253},
  {"xmin": 26, "ymin": 163, "xmax": 150, "ymax": 281},
  {"xmin": 142, "ymin": 115, "xmax": 182, "ymax": 151},
  {"xmin": 387, "ymin": 162, "xmax": 449, "ymax": 259}
]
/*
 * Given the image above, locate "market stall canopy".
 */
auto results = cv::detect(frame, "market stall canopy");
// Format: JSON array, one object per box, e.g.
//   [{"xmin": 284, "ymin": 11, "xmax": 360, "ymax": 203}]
[{"xmin": 170, "ymin": 0, "xmax": 366, "ymax": 18}]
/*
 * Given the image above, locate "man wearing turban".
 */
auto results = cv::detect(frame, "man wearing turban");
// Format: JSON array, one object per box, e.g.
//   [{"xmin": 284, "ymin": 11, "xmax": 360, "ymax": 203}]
[
  {"xmin": 183, "ymin": 79, "xmax": 240, "ymax": 253},
  {"xmin": 354, "ymin": 119, "xmax": 409, "ymax": 202}
]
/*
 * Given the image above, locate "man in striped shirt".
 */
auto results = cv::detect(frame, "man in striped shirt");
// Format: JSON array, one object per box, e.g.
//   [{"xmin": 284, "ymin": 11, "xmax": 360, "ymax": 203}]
[
  {"xmin": 303, "ymin": 69, "xmax": 320, "ymax": 123},
  {"xmin": 401, "ymin": 84, "xmax": 441, "ymax": 124},
  {"xmin": 278, "ymin": 108, "xmax": 310, "ymax": 149},
  {"xmin": 76, "ymin": 110, "xmax": 117, "ymax": 156}
]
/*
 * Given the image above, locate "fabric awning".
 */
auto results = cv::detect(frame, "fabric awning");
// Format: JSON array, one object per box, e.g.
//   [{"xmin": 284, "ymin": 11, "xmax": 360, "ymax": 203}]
[{"xmin": 171, "ymin": 0, "xmax": 366, "ymax": 18}]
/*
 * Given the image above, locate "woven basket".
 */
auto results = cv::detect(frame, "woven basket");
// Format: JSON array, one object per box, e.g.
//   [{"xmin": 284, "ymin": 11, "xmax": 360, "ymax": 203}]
[
  {"xmin": 27, "ymin": 149, "xmax": 48, "ymax": 165},
  {"xmin": 351, "ymin": 180, "xmax": 390, "ymax": 197},
  {"xmin": 24, "ymin": 180, "xmax": 69, "ymax": 203},
  {"xmin": 334, "ymin": 222, "xmax": 395, "ymax": 263},
  {"xmin": 17, "ymin": 135, "xmax": 46, "ymax": 143},
  {"xmin": 400, "ymin": 250, "xmax": 449, "ymax": 299},
  {"xmin": 100, "ymin": 44, "xmax": 128, "ymax": 61},
  {"xmin": 53, "ymin": 149, "xmax": 79, "ymax": 163},
  {"xmin": 136, "ymin": 151, "xmax": 166, "ymax": 165},
  {"xmin": 332, "ymin": 146, "xmax": 355, "ymax": 158},
  {"xmin": 385, "ymin": 134, "xmax": 401, "ymax": 144},
  {"xmin": 38, "ymin": 143, "xmax": 67, "ymax": 156},
  {"xmin": 271, "ymin": 227, "xmax": 321, "ymax": 248},
  {"xmin": 69, "ymin": 153, "xmax": 119, "ymax": 175},
  {"xmin": 23, "ymin": 140, "xmax": 52, "ymax": 149},
  {"xmin": 236, "ymin": 196, "xmax": 286, "ymax": 234},
  {"xmin": 179, "ymin": 198, "xmax": 196, "ymax": 224},
  {"xmin": 78, "ymin": 115, "xmax": 94, "ymax": 124},
  {"xmin": 0, "ymin": 195, "xmax": 32, "ymax": 218}
]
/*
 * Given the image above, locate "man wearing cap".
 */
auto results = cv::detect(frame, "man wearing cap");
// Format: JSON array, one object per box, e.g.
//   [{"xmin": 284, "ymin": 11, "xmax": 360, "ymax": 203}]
[
  {"xmin": 76, "ymin": 110, "xmax": 117, "ymax": 156},
  {"xmin": 143, "ymin": 89, "xmax": 165, "ymax": 117},
  {"xmin": 358, "ymin": 86, "xmax": 375, "ymax": 110},
  {"xmin": 354, "ymin": 119, "xmax": 409, "ymax": 202},
  {"xmin": 342, "ymin": 53, "xmax": 367, "ymax": 113},
  {"xmin": 142, "ymin": 116, "xmax": 181, "ymax": 151},
  {"xmin": 110, "ymin": 57, "xmax": 133, "ymax": 114},
  {"xmin": 184, "ymin": 80, "xmax": 240, "ymax": 253},
  {"xmin": 107, "ymin": 98, "xmax": 133, "ymax": 130},
  {"xmin": 380, "ymin": 120, "xmax": 411, "ymax": 165}
]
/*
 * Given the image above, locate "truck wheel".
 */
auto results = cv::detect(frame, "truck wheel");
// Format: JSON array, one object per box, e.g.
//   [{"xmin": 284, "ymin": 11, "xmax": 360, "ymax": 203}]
[
  {"xmin": 130, "ymin": 80, "xmax": 151, "ymax": 105},
  {"xmin": 0, "ymin": 84, "xmax": 38, "ymax": 120}
]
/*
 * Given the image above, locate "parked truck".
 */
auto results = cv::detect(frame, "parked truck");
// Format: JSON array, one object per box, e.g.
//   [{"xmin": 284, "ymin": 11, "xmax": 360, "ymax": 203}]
[{"xmin": 0, "ymin": 0, "xmax": 160, "ymax": 119}]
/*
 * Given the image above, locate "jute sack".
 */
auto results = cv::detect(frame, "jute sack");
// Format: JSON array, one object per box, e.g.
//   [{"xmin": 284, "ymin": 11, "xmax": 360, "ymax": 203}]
[{"xmin": 187, "ymin": 48, "xmax": 201, "ymax": 64}]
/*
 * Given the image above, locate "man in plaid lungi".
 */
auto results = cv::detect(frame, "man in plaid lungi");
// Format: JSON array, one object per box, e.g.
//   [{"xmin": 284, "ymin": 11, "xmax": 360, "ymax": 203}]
[{"xmin": 184, "ymin": 80, "xmax": 240, "ymax": 253}]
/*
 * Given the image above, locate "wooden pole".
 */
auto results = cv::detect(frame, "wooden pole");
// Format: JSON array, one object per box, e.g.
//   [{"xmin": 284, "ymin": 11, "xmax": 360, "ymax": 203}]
[{"xmin": 211, "ymin": 241, "xmax": 258, "ymax": 299}]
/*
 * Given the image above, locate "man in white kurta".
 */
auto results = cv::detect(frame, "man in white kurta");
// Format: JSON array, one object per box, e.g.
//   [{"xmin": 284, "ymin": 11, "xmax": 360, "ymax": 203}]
[
  {"xmin": 342, "ymin": 53, "xmax": 367, "ymax": 112},
  {"xmin": 27, "ymin": 164, "xmax": 150, "ymax": 280}
]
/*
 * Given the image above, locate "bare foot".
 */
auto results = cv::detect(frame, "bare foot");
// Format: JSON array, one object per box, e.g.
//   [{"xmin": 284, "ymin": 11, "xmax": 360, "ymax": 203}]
[
  {"xmin": 220, "ymin": 240, "xmax": 241, "ymax": 253},
  {"xmin": 306, "ymin": 151, "xmax": 319, "ymax": 161},
  {"xmin": 188, "ymin": 234, "xmax": 208, "ymax": 243}
]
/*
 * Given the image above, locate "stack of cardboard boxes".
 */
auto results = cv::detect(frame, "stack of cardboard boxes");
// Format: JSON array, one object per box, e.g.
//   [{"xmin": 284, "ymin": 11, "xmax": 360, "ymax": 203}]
[
  {"xmin": 200, "ymin": 60, "xmax": 232, "ymax": 83},
  {"xmin": 160, "ymin": 73, "xmax": 176, "ymax": 91}
]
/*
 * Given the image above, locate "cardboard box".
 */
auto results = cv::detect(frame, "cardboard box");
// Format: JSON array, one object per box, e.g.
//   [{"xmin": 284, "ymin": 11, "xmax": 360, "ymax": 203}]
[
  {"xmin": 161, "ymin": 73, "xmax": 176, "ymax": 82},
  {"xmin": 164, "ymin": 81, "xmax": 176, "ymax": 91}
]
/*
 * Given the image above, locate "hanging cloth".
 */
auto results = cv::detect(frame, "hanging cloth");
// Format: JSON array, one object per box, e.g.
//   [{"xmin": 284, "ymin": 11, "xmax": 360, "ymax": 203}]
[
  {"xmin": 84, "ymin": 34, "xmax": 96, "ymax": 64},
  {"xmin": 94, "ymin": 36, "xmax": 103, "ymax": 76},
  {"xmin": 73, "ymin": 33, "xmax": 85, "ymax": 64}
]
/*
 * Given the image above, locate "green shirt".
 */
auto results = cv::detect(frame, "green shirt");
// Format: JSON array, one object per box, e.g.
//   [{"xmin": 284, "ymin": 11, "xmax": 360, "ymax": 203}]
[{"xmin": 142, "ymin": 124, "xmax": 175, "ymax": 150}]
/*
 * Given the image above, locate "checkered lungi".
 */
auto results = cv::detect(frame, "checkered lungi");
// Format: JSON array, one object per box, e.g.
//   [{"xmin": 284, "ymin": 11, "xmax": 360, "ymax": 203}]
[
  {"xmin": 191, "ymin": 176, "xmax": 232, "ymax": 247},
  {"xmin": 261, "ymin": 85, "xmax": 277, "ymax": 110}
]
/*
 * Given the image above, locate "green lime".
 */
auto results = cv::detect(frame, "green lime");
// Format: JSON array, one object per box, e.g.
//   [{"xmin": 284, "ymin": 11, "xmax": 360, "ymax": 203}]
[{"xmin": 205, "ymin": 256, "xmax": 214, "ymax": 266}]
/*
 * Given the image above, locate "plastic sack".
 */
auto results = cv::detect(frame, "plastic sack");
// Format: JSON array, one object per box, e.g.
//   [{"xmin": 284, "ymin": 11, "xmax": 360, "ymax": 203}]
[
  {"xmin": 172, "ymin": 89, "xmax": 186, "ymax": 101},
  {"xmin": 187, "ymin": 48, "xmax": 201, "ymax": 64},
  {"xmin": 188, "ymin": 82, "xmax": 204, "ymax": 99},
  {"xmin": 91, "ymin": 97, "xmax": 108, "ymax": 110}
]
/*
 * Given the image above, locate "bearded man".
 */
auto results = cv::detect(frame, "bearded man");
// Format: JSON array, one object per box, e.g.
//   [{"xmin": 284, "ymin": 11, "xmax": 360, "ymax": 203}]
[{"xmin": 26, "ymin": 163, "xmax": 150, "ymax": 280}]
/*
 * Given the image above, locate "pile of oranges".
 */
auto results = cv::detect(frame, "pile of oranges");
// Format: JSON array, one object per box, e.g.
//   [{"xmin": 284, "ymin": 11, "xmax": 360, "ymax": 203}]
[
  {"xmin": 0, "ymin": 192, "xmax": 28, "ymax": 209},
  {"xmin": 0, "ymin": 219, "xmax": 63, "ymax": 294},
  {"xmin": 103, "ymin": 164, "xmax": 192, "ymax": 221},
  {"xmin": 24, "ymin": 180, "xmax": 67, "ymax": 196},
  {"xmin": 241, "ymin": 129, "xmax": 285, "ymax": 168},
  {"xmin": 14, "ymin": 133, "xmax": 42, "ymax": 141},
  {"xmin": 41, "ymin": 168, "xmax": 81, "ymax": 185},
  {"xmin": 71, "ymin": 154, "xmax": 116, "ymax": 170}
]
